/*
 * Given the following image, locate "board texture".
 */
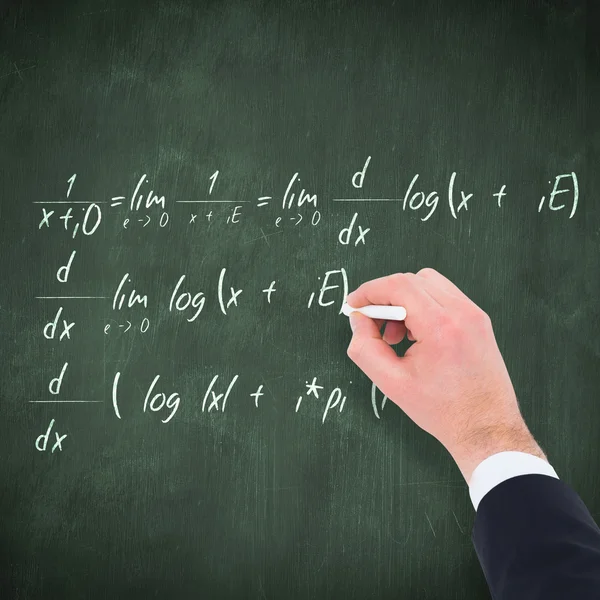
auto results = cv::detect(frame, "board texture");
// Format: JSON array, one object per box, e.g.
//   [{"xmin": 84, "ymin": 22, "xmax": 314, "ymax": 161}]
[{"xmin": 0, "ymin": 1, "xmax": 598, "ymax": 598}]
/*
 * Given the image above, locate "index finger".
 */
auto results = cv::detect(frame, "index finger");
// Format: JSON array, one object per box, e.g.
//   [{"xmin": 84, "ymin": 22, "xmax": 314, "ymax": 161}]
[{"xmin": 345, "ymin": 273, "xmax": 443, "ymax": 340}]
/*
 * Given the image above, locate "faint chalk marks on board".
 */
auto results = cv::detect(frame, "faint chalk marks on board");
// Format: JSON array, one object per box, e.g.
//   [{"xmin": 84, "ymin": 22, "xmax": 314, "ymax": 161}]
[
  {"xmin": 390, "ymin": 514, "xmax": 413, "ymax": 546},
  {"xmin": 242, "ymin": 229, "xmax": 283, "ymax": 246},
  {"xmin": 0, "ymin": 63, "xmax": 36, "ymax": 81},
  {"xmin": 76, "ymin": 9, "xmax": 117, "ymax": 18},
  {"xmin": 451, "ymin": 510, "xmax": 465, "ymax": 535},
  {"xmin": 424, "ymin": 511, "xmax": 436, "ymax": 538}
]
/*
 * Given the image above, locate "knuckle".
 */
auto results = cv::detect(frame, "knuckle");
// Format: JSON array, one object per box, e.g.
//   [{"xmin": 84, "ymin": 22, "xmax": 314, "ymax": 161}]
[
  {"xmin": 476, "ymin": 309, "xmax": 493, "ymax": 330},
  {"xmin": 436, "ymin": 311, "xmax": 455, "ymax": 330},
  {"xmin": 480, "ymin": 310, "xmax": 492, "ymax": 324},
  {"xmin": 346, "ymin": 338, "xmax": 362, "ymax": 362},
  {"xmin": 460, "ymin": 306, "xmax": 493, "ymax": 334},
  {"xmin": 417, "ymin": 267, "xmax": 437, "ymax": 277},
  {"xmin": 392, "ymin": 272, "xmax": 412, "ymax": 288},
  {"xmin": 436, "ymin": 312, "xmax": 463, "ymax": 338}
]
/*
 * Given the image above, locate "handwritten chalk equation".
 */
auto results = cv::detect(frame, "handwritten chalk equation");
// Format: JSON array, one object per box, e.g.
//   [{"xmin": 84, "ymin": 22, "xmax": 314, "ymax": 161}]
[
  {"xmin": 31, "ymin": 160, "xmax": 580, "ymax": 455},
  {"xmin": 35, "ymin": 164, "xmax": 580, "ymax": 242},
  {"xmin": 32, "ymin": 372, "xmax": 391, "ymax": 451},
  {"xmin": 37, "ymin": 265, "xmax": 350, "ymax": 338},
  {"xmin": 108, "ymin": 371, "xmax": 368, "ymax": 425},
  {"xmin": 34, "ymin": 366, "xmax": 386, "ymax": 425}
]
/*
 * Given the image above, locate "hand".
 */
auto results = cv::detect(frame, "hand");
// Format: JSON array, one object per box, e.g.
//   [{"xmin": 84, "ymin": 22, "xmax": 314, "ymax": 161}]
[{"xmin": 345, "ymin": 268, "xmax": 547, "ymax": 482}]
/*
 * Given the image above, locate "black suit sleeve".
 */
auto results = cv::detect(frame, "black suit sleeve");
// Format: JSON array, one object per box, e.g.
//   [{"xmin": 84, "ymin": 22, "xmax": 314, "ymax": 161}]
[{"xmin": 472, "ymin": 474, "xmax": 600, "ymax": 599}]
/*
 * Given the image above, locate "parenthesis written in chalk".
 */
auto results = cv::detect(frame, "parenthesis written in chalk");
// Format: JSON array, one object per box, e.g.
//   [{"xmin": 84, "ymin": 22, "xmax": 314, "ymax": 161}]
[
  {"xmin": 112, "ymin": 371, "xmax": 121, "ymax": 419},
  {"xmin": 218, "ymin": 267, "xmax": 227, "ymax": 315},
  {"xmin": 340, "ymin": 268, "xmax": 348, "ymax": 314},
  {"xmin": 448, "ymin": 171, "xmax": 457, "ymax": 219}
]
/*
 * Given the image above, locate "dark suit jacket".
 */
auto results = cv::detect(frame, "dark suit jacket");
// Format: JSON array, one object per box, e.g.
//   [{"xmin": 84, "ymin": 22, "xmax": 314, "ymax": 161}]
[{"xmin": 472, "ymin": 474, "xmax": 600, "ymax": 599}]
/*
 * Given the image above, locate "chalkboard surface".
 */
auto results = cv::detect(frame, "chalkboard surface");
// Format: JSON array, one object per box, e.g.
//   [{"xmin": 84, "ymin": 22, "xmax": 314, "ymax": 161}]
[{"xmin": 1, "ymin": 1, "xmax": 598, "ymax": 598}]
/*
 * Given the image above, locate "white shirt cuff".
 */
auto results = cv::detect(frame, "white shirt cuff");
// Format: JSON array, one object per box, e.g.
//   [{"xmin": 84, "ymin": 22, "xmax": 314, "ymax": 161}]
[{"xmin": 469, "ymin": 451, "xmax": 559, "ymax": 511}]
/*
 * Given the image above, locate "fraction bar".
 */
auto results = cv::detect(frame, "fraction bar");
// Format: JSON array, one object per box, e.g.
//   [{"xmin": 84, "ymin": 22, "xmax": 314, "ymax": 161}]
[{"xmin": 29, "ymin": 400, "xmax": 104, "ymax": 403}]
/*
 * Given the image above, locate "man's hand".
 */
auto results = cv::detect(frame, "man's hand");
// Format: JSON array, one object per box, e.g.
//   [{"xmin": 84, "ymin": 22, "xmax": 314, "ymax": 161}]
[{"xmin": 345, "ymin": 268, "xmax": 547, "ymax": 483}]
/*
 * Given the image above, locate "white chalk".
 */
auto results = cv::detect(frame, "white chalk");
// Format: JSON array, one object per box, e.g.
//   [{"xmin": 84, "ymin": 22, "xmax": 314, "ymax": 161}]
[{"xmin": 341, "ymin": 303, "xmax": 407, "ymax": 321}]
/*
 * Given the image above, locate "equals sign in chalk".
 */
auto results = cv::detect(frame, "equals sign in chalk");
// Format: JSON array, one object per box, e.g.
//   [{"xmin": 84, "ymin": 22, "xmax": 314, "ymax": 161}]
[
  {"xmin": 341, "ymin": 303, "xmax": 407, "ymax": 321},
  {"xmin": 257, "ymin": 196, "xmax": 271, "ymax": 207}
]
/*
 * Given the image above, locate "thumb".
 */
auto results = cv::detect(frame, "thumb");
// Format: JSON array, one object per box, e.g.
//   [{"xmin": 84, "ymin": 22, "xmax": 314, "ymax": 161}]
[{"xmin": 347, "ymin": 312, "xmax": 407, "ymax": 391}]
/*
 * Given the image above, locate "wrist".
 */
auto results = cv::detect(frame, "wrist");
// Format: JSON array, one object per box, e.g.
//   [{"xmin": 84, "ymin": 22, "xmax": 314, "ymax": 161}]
[{"xmin": 447, "ymin": 422, "xmax": 547, "ymax": 484}]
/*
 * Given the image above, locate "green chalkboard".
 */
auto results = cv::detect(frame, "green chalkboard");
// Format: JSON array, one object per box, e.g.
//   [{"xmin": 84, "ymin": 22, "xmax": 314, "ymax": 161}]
[{"xmin": 1, "ymin": 1, "xmax": 598, "ymax": 598}]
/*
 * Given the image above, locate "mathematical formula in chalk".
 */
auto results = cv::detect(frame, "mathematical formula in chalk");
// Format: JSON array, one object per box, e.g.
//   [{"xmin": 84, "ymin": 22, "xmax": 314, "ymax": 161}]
[
  {"xmin": 36, "ymin": 161, "xmax": 579, "ymax": 242},
  {"xmin": 31, "ymin": 157, "xmax": 581, "ymax": 454},
  {"xmin": 34, "ymin": 370, "xmax": 391, "ymax": 453}
]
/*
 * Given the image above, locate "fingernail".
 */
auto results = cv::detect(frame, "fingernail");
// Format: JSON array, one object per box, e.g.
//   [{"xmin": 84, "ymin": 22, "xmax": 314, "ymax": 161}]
[{"xmin": 349, "ymin": 312, "xmax": 358, "ymax": 333}]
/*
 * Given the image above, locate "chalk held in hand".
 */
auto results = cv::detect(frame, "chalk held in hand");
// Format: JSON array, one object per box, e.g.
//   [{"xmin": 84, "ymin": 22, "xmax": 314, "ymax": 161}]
[{"xmin": 342, "ymin": 302, "xmax": 407, "ymax": 321}]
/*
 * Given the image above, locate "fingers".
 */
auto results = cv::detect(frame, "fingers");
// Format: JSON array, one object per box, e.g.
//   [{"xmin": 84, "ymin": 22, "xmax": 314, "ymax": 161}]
[
  {"xmin": 346, "ymin": 272, "xmax": 444, "ymax": 340},
  {"xmin": 416, "ymin": 268, "xmax": 470, "ymax": 302},
  {"xmin": 382, "ymin": 320, "xmax": 407, "ymax": 345},
  {"xmin": 347, "ymin": 312, "xmax": 410, "ymax": 390},
  {"xmin": 415, "ymin": 268, "xmax": 487, "ymax": 319},
  {"xmin": 373, "ymin": 318, "xmax": 385, "ymax": 332}
]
